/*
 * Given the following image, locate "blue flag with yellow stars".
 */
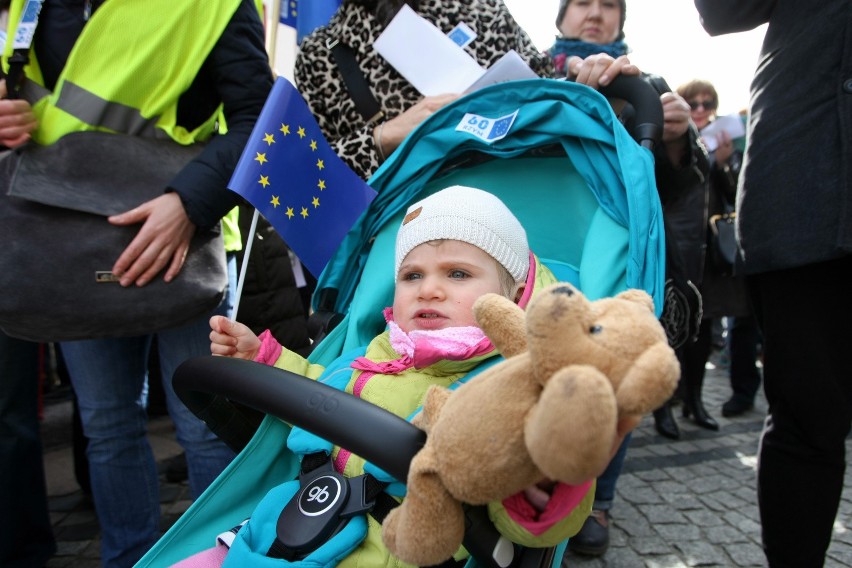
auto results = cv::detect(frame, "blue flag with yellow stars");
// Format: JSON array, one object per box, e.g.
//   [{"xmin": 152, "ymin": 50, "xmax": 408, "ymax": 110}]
[{"xmin": 228, "ymin": 77, "xmax": 377, "ymax": 277}]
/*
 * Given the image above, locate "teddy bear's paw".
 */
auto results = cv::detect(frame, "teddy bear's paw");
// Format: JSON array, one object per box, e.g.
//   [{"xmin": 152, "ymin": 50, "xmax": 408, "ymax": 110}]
[
  {"xmin": 414, "ymin": 385, "xmax": 453, "ymax": 431},
  {"xmin": 526, "ymin": 366, "xmax": 617, "ymax": 484},
  {"xmin": 615, "ymin": 342, "xmax": 681, "ymax": 416}
]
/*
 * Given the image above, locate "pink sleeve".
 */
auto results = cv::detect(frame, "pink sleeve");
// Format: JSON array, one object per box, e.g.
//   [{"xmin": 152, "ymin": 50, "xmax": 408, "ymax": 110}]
[
  {"xmin": 502, "ymin": 480, "xmax": 594, "ymax": 536},
  {"xmin": 169, "ymin": 543, "xmax": 229, "ymax": 567},
  {"xmin": 254, "ymin": 329, "xmax": 283, "ymax": 366}
]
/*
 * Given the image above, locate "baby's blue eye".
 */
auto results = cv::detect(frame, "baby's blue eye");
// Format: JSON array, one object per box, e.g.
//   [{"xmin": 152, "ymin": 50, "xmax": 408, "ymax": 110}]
[
  {"xmin": 449, "ymin": 270, "xmax": 468, "ymax": 279},
  {"xmin": 590, "ymin": 325, "xmax": 603, "ymax": 334}
]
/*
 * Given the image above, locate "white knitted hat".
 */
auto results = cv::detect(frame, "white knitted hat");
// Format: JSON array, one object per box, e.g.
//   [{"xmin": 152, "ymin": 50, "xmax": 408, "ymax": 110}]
[{"xmin": 394, "ymin": 186, "xmax": 529, "ymax": 282}]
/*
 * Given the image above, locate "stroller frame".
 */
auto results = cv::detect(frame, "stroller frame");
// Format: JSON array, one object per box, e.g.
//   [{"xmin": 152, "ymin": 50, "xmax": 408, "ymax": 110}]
[{"xmin": 137, "ymin": 76, "xmax": 664, "ymax": 568}]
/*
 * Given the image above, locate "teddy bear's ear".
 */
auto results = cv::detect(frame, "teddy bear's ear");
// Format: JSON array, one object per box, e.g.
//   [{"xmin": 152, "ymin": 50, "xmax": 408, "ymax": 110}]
[
  {"xmin": 616, "ymin": 289, "xmax": 655, "ymax": 314},
  {"xmin": 473, "ymin": 293, "xmax": 528, "ymax": 357}
]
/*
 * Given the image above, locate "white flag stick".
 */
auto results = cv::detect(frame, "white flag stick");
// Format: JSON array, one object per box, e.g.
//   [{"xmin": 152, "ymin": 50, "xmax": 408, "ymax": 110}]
[{"xmin": 231, "ymin": 208, "xmax": 260, "ymax": 321}]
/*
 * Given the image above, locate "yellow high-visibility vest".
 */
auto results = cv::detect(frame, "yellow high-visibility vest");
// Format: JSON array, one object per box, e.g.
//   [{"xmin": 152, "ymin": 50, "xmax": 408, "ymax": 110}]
[{"xmin": 2, "ymin": 0, "xmax": 246, "ymax": 251}]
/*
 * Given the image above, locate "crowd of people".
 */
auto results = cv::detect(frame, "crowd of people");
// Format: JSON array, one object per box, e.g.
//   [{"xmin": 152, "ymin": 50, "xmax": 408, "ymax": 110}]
[{"xmin": 1, "ymin": 0, "xmax": 847, "ymax": 566}]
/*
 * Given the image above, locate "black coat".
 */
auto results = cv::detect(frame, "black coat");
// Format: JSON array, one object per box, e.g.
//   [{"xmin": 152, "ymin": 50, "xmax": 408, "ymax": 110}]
[
  {"xmin": 696, "ymin": 0, "xmax": 852, "ymax": 275},
  {"xmin": 645, "ymin": 75, "xmax": 749, "ymax": 319}
]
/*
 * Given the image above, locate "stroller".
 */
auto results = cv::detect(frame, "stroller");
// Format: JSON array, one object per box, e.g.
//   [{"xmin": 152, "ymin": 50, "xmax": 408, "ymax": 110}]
[{"xmin": 136, "ymin": 76, "xmax": 665, "ymax": 568}]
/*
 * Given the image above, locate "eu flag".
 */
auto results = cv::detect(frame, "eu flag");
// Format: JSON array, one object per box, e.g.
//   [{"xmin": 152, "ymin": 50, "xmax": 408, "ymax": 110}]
[
  {"xmin": 229, "ymin": 77, "xmax": 377, "ymax": 277},
  {"xmin": 278, "ymin": 0, "xmax": 341, "ymax": 44}
]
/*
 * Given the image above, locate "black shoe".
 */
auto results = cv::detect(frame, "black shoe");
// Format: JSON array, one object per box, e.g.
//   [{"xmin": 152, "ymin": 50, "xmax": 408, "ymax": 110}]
[
  {"xmin": 722, "ymin": 397, "xmax": 754, "ymax": 417},
  {"xmin": 569, "ymin": 509, "xmax": 610, "ymax": 556},
  {"xmin": 653, "ymin": 405, "xmax": 681, "ymax": 440},
  {"xmin": 682, "ymin": 401, "xmax": 720, "ymax": 430}
]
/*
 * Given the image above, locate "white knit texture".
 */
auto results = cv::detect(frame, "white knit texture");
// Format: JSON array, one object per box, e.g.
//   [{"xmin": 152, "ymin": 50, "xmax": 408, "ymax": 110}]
[{"xmin": 394, "ymin": 186, "xmax": 529, "ymax": 282}]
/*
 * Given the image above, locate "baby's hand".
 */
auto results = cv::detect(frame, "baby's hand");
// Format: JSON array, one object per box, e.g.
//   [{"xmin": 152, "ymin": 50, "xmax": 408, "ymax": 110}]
[
  {"xmin": 209, "ymin": 316, "xmax": 261, "ymax": 360},
  {"xmin": 523, "ymin": 479, "xmax": 556, "ymax": 512}
]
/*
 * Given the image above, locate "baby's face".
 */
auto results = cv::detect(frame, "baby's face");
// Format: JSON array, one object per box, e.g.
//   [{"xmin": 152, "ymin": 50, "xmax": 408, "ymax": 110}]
[{"xmin": 393, "ymin": 240, "xmax": 506, "ymax": 333}]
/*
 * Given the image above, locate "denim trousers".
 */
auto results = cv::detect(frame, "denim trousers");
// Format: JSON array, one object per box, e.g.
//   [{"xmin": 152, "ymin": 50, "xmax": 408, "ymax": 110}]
[
  {"xmin": 727, "ymin": 314, "xmax": 762, "ymax": 404},
  {"xmin": 60, "ymin": 253, "xmax": 238, "ymax": 568},
  {"xmin": 593, "ymin": 432, "xmax": 632, "ymax": 511},
  {"xmin": 0, "ymin": 332, "xmax": 57, "ymax": 568}
]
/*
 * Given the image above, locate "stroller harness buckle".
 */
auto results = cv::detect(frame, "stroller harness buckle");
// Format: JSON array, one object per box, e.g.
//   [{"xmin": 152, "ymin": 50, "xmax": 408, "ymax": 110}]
[{"xmin": 268, "ymin": 458, "xmax": 380, "ymax": 560}]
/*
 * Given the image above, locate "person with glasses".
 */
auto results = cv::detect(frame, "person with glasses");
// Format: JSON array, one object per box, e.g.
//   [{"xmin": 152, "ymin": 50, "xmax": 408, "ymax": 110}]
[
  {"xmin": 677, "ymin": 79, "xmax": 762, "ymax": 424},
  {"xmin": 545, "ymin": 0, "xmax": 711, "ymax": 558}
]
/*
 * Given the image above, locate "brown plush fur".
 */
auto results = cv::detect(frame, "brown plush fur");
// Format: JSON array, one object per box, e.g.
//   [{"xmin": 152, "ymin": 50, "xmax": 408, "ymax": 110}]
[{"xmin": 382, "ymin": 283, "xmax": 681, "ymax": 566}]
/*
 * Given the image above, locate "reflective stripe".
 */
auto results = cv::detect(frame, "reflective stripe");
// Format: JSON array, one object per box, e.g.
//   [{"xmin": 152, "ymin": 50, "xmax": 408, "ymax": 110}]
[
  {"xmin": 56, "ymin": 81, "xmax": 162, "ymax": 137},
  {"xmin": 20, "ymin": 78, "xmax": 48, "ymax": 105}
]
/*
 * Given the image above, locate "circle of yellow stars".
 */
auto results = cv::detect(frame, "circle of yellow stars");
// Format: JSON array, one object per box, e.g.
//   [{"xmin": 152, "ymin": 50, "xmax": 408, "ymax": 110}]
[{"xmin": 252, "ymin": 121, "xmax": 328, "ymax": 221}]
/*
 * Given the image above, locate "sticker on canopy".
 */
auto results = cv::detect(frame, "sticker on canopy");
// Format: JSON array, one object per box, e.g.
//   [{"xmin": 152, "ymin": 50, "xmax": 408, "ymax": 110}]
[
  {"xmin": 455, "ymin": 110, "xmax": 518, "ymax": 143},
  {"xmin": 447, "ymin": 22, "xmax": 477, "ymax": 48}
]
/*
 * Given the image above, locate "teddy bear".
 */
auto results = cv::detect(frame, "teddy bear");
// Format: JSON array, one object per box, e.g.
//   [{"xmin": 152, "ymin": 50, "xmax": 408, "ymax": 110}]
[{"xmin": 381, "ymin": 282, "xmax": 681, "ymax": 566}]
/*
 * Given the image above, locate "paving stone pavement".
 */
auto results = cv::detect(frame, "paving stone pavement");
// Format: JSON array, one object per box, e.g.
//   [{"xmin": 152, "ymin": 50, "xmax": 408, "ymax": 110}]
[{"xmin": 40, "ymin": 355, "xmax": 852, "ymax": 567}]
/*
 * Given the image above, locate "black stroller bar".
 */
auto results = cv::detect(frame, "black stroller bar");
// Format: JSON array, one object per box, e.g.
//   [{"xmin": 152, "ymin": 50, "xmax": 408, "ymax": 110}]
[
  {"xmin": 174, "ymin": 356, "xmax": 553, "ymax": 568},
  {"xmin": 174, "ymin": 356, "xmax": 425, "ymax": 483}
]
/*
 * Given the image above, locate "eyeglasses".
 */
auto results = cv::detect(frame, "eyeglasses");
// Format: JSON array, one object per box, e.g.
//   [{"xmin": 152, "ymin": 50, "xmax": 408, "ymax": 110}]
[{"xmin": 689, "ymin": 99, "xmax": 717, "ymax": 111}]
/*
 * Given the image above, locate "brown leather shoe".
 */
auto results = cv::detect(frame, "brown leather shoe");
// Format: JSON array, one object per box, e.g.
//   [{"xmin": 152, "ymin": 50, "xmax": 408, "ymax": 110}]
[{"xmin": 568, "ymin": 509, "xmax": 610, "ymax": 556}]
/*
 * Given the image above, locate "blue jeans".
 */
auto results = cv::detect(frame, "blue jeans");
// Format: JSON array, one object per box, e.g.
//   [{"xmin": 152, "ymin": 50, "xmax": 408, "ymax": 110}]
[
  {"xmin": 60, "ymin": 253, "xmax": 238, "ymax": 568},
  {"xmin": 593, "ymin": 432, "xmax": 631, "ymax": 511},
  {"xmin": 0, "ymin": 333, "xmax": 57, "ymax": 567}
]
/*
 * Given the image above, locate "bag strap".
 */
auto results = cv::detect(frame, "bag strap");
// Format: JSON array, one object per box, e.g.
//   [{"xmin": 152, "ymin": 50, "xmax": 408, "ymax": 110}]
[
  {"xmin": 327, "ymin": 39, "xmax": 385, "ymax": 125},
  {"xmin": 5, "ymin": 0, "xmax": 47, "ymax": 100}
]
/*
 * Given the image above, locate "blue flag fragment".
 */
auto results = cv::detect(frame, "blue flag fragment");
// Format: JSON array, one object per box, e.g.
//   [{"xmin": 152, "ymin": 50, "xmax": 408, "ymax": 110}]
[
  {"xmin": 278, "ymin": 0, "xmax": 341, "ymax": 44},
  {"xmin": 228, "ymin": 77, "xmax": 377, "ymax": 277}
]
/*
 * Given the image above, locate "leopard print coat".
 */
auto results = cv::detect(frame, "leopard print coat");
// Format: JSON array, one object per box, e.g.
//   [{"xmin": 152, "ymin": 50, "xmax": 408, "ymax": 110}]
[{"xmin": 294, "ymin": 0, "xmax": 551, "ymax": 179}]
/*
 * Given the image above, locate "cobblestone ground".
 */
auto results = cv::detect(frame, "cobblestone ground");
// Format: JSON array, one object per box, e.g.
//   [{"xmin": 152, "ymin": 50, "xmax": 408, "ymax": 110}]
[{"xmin": 564, "ymin": 359, "xmax": 852, "ymax": 567}]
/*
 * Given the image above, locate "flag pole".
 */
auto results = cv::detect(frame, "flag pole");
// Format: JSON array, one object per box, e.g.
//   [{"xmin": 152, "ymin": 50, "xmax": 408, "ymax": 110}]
[
  {"xmin": 230, "ymin": 0, "xmax": 279, "ymax": 322},
  {"xmin": 267, "ymin": 0, "xmax": 281, "ymax": 70},
  {"xmin": 231, "ymin": 208, "xmax": 260, "ymax": 321}
]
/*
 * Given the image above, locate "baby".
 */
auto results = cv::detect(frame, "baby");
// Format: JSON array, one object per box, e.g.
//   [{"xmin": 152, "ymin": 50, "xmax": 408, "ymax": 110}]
[{"xmin": 198, "ymin": 185, "xmax": 594, "ymax": 567}]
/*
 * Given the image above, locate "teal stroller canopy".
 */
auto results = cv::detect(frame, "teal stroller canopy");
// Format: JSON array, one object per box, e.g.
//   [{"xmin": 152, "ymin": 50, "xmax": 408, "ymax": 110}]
[{"xmin": 313, "ymin": 78, "xmax": 664, "ymax": 358}]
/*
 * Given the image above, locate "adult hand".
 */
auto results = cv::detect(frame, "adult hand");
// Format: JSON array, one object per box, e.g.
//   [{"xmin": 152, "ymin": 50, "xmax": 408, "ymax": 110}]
[
  {"xmin": 107, "ymin": 192, "xmax": 195, "ymax": 287},
  {"xmin": 567, "ymin": 53, "xmax": 640, "ymax": 89},
  {"xmin": 209, "ymin": 316, "xmax": 261, "ymax": 360},
  {"xmin": 377, "ymin": 93, "xmax": 461, "ymax": 156},
  {"xmin": 660, "ymin": 92, "xmax": 691, "ymax": 166},
  {"xmin": 0, "ymin": 80, "xmax": 38, "ymax": 148},
  {"xmin": 661, "ymin": 92, "xmax": 691, "ymax": 143}
]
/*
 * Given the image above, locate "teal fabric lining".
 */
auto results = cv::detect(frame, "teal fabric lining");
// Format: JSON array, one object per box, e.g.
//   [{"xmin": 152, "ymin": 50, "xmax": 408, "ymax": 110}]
[{"xmin": 316, "ymin": 79, "xmax": 664, "ymax": 344}]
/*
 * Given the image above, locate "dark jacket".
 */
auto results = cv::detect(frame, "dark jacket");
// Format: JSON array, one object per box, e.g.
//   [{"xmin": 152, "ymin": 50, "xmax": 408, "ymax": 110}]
[
  {"xmin": 695, "ymin": 0, "xmax": 852, "ymax": 274},
  {"xmin": 35, "ymin": 0, "xmax": 273, "ymax": 229},
  {"xmin": 701, "ymin": 145, "xmax": 751, "ymax": 318},
  {"xmin": 645, "ymin": 75, "xmax": 710, "ymax": 288}
]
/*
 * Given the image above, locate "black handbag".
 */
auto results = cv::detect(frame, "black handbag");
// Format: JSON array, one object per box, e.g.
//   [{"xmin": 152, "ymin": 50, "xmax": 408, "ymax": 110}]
[
  {"xmin": 0, "ymin": 131, "xmax": 228, "ymax": 343},
  {"xmin": 659, "ymin": 217, "xmax": 703, "ymax": 350},
  {"xmin": 709, "ymin": 204, "xmax": 738, "ymax": 273}
]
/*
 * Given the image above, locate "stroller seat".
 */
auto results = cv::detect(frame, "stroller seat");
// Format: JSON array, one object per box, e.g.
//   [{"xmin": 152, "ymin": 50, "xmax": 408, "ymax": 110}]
[{"xmin": 136, "ymin": 76, "xmax": 664, "ymax": 568}]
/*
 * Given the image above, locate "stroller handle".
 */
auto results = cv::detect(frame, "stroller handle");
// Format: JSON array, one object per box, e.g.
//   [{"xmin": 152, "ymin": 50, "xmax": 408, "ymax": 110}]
[
  {"xmin": 173, "ymin": 356, "xmax": 426, "ymax": 483},
  {"xmin": 598, "ymin": 74, "xmax": 664, "ymax": 150},
  {"xmin": 173, "ymin": 356, "xmax": 553, "ymax": 568}
]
